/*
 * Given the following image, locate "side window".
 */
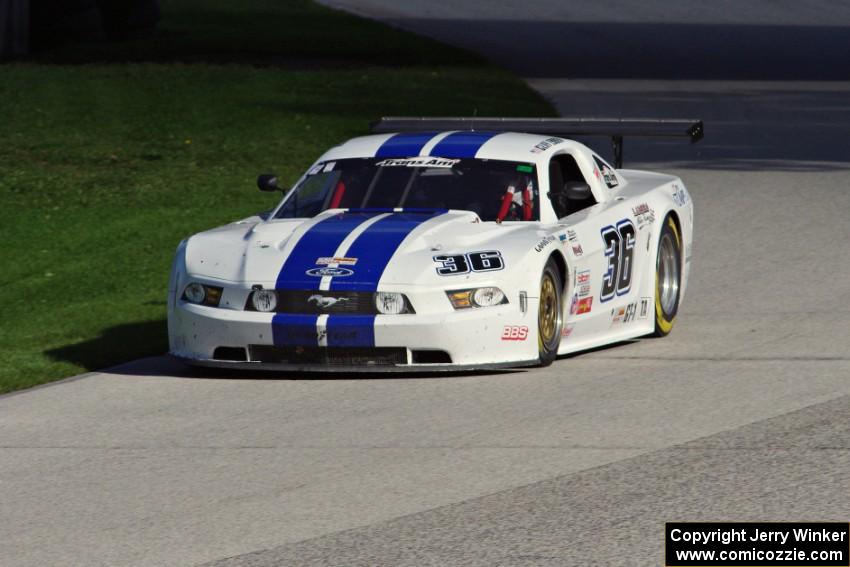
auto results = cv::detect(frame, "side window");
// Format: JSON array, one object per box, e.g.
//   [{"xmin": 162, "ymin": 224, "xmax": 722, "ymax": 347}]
[{"xmin": 548, "ymin": 154, "xmax": 596, "ymax": 219}]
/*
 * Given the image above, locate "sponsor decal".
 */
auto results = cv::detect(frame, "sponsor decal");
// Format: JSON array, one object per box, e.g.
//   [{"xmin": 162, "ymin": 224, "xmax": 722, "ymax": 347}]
[
  {"xmin": 632, "ymin": 202, "xmax": 656, "ymax": 228},
  {"xmin": 376, "ymin": 157, "xmax": 459, "ymax": 168},
  {"xmin": 593, "ymin": 156, "xmax": 619, "ymax": 188},
  {"xmin": 316, "ymin": 328, "xmax": 362, "ymax": 343},
  {"xmin": 530, "ymin": 137, "xmax": 565, "ymax": 154},
  {"xmin": 534, "ymin": 235, "xmax": 556, "ymax": 253},
  {"xmin": 306, "ymin": 267, "xmax": 354, "ymax": 278},
  {"xmin": 566, "ymin": 229, "xmax": 579, "ymax": 242},
  {"xmin": 571, "ymin": 243, "xmax": 584, "ymax": 256},
  {"xmin": 672, "ymin": 183, "xmax": 690, "ymax": 206},
  {"xmin": 307, "ymin": 295, "xmax": 349, "ymax": 309},
  {"xmin": 614, "ymin": 305, "xmax": 628, "ymax": 322},
  {"xmin": 316, "ymin": 256, "xmax": 358, "ymax": 266},
  {"xmin": 576, "ymin": 269, "xmax": 592, "ymax": 297},
  {"xmin": 434, "ymin": 250, "xmax": 504, "ymax": 275},
  {"xmin": 639, "ymin": 297, "xmax": 651, "ymax": 319},
  {"xmin": 561, "ymin": 323, "xmax": 575, "ymax": 338},
  {"xmin": 602, "ymin": 166, "xmax": 618, "ymax": 187},
  {"xmin": 576, "ymin": 297, "xmax": 593, "ymax": 314},
  {"xmin": 611, "ymin": 300, "xmax": 647, "ymax": 324},
  {"xmin": 502, "ymin": 325, "xmax": 529, "ymax": 341},
  {"xmin": 571, "ymin": 295, "xmax": 593, "ymax": 315}
]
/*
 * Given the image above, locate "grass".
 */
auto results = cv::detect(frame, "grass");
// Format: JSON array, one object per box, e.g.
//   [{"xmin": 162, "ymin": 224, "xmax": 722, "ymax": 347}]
[{"xmin": 0, "ymin": 0, "xmax": 554, "ymax": 394}]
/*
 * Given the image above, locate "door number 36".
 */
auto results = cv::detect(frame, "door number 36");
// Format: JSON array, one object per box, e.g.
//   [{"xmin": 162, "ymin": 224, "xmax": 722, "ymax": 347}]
[{"xmin": 433, "ymin": 250, "xmax": 504, "ymax": 276}]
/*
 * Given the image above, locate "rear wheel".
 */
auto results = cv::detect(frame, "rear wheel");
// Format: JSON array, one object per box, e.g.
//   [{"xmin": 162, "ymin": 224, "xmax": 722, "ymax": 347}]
[
  {"xmin": 653, "ymin": 216, "xmax": 682, "ymax": 336},
  {"xmin": 537, "ymin": 258, "xmax": 563, "ymax": 366}
]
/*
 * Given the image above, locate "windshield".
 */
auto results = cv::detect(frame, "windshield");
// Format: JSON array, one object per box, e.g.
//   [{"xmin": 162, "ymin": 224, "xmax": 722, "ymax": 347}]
[{"xmin": 274, "ymin": 157, "xmax": 539, "ymax": 222}]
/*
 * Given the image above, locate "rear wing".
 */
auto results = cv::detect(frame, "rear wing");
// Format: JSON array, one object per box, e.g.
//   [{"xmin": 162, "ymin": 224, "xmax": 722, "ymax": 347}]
[{"xmin": 370, "ymin": 117, "xmax": 704, "ymax": 168}]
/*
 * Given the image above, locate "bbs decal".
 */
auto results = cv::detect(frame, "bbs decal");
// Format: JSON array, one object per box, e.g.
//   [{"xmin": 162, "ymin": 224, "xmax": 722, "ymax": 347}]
[
  {"xmin": 434, "ymin": 250, "xmax": 504, "ymax": 276},
  {"xmin": 600, "ymin": 219, "xmax": 636, "ymax": 302}
]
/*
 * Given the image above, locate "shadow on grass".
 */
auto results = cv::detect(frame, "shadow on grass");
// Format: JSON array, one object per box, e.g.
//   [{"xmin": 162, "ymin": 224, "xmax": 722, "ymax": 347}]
[
  {"xmin": 45, "ymin": 319, "xmax": 168, "ymax": 372},
  {"xmin": 26, "ymin": 0, "xmax": 483, "ymax": 70}
]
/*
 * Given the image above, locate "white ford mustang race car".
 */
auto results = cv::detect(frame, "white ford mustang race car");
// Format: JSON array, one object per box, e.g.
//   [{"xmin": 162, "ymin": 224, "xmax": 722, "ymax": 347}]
[{"xmin": 168, "ymin": 117, "xmax": 701, "ymax": 371}]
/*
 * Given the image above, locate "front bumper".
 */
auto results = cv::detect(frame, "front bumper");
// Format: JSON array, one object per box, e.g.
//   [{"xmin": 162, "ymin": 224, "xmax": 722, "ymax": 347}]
[{"xmin": 168, "ymin": 299, "xmax": 540, "ymax": 371}]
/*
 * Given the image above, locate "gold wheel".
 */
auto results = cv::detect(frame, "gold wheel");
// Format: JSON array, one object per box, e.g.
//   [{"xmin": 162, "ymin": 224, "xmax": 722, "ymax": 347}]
[
  {"xmin": 537, "ymin": 259, "xmax": 563, "ymax": 365},
  {"xmin": 539, "ymin": 273, "xmax": 558, "ymax": 348}
]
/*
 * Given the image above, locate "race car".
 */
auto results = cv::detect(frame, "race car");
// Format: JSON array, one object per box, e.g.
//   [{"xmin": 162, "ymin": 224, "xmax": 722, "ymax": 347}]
[{"xmin": 167, "ymin": 117, "xmax": 701, "ymax": 371}]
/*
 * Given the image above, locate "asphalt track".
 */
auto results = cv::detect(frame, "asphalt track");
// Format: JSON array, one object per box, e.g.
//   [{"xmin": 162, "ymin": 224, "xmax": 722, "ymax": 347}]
[{"xmin": 3, "ymin": 2, "xmax": 850, "ymax": 565}]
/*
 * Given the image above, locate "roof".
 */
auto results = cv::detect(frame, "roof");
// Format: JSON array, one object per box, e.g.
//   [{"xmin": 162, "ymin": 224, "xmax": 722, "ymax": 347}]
[{"xmin": 317, "ymin": 131, "xmax": 588, "ymax": 164}]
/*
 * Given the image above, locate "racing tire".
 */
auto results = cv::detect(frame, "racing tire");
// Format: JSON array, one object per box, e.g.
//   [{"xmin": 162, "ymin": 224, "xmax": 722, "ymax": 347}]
[
  {"xmin": 652, "ymin": 215, "xmax": 682, "ymax": 337},
  {"xmin": 537, "ymin": 258, "xmax": 563, "ymax": 366}
]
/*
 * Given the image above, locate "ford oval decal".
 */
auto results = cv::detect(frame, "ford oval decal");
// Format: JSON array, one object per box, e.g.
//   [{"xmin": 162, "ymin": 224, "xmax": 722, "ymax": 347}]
[{"xmin": 306, "ymin": 267, "xmax": 354, "ymax": 277}]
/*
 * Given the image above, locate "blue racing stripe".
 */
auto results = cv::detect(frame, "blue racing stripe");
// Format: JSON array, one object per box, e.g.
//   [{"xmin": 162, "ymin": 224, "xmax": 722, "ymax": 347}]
[
  {"xmin": 271, "ymin": 313, "xmax": 322, "ymax": 347},
  {"xmin": 275, "ymin": 211, "xmax": 382, "ymax": 291},
  {"xmin": 375, "ymin": 132, "xmax": 438, "ymax": 158},
  {"xmin": 325, "ymin": 315, "xmax": 375, "ymax": 347},
  {"xmin": 271, "ymin": 211, "xmax": 383, "ymax": 347},
  {"xmin": 329, "ymin": 210, "xmax": 446, "ymax": 292},
  {"xmin": 428, "ymin": 131, "xmax": 497, "ymax": 158}
]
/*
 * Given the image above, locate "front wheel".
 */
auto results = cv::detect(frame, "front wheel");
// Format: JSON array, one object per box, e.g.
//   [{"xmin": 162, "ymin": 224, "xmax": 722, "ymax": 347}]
[
  {"xmin": 652, "ymin": 216, "xmax": 682, "ymax": 336},
  {"xmin": 537, "ymin": 258, "xmax": 563, "ymax": 366}
]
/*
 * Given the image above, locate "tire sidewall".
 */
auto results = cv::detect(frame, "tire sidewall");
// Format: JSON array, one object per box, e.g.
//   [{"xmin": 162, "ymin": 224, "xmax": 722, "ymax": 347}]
[{"xmin": 654, "ymin": 216, "xmax": 682, "ymax": 336}]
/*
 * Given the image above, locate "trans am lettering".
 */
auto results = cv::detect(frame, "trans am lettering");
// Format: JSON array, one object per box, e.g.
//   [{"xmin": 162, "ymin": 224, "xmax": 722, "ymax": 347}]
[
  {"xmin": 376, "ymin": 157, "xmax": 459, "ymax": 168},
  {"xmin": 434, "ymin": 251, "xmax": 504, "ymax": 276}
]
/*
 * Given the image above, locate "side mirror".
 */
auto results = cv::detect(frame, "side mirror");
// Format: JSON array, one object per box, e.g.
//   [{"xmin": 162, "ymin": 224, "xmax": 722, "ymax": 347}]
[
  {"xmin": 564, "ymin": 181, "xmax": 591, "ymax": 201},
  {"xmin": 257, "ymin": 173, "xmax": 282, "ymax": 192}
]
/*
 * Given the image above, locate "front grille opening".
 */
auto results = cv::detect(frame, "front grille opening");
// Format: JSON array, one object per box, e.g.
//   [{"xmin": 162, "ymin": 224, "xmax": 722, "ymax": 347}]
[
  {"xmin": 249, "ymin": 345, "xmax": 407, "ymax": 366},
  {"xmin": 245, "ymin": 290, "xmax": 414, "ymax": 315},
  {"xmin": 213, "ymin": 346, "xmax": 248, "ymax": 362},
  {"xmin": 411, "ymin": 350, "xmax": 452, "ymax": 364}
]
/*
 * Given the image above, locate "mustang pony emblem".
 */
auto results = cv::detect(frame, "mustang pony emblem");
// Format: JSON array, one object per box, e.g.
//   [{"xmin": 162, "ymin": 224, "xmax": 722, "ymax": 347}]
[{"xmin": 308, "ymin": 295, "xmax": 349, "ymax": 309}]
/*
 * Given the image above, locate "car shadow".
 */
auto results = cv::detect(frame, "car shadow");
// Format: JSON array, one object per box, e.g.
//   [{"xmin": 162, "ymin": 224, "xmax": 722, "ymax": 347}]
[
  {"xmin": 45, "ymin": 318, "xmax": 522, "ymax": 380},
  {"xmin": 44, "ymin": 319, "xmax": 169, "ymax": 373}
]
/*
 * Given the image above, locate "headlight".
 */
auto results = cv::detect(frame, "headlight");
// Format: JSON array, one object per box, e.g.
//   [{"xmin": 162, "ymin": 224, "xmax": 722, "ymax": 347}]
[
  {"xmin": 447, "ymin": 287, "xmax": 508, "ymax": 309},
  {"xmin": 375, "ymin": 291, "xmax": 409, "ymax": 314},
  {"xmin": 251, "ymin": 289, "xmax": 278, "ymax": 312},
  {"xmin": 182, "ymin": 282, "xmax": 222, "ymax": 306},
  {"xmin": 472, "ymin": 287, "xmax": 506, "ymax": 307}
]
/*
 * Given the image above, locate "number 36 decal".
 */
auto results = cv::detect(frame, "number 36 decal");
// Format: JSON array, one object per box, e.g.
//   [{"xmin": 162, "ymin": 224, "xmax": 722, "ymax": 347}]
[
  {"xmin": 434, "ymin": 250, "xmax": 504, "ymax": 276},
  {"xmin": 600, "ymin": 219, "xmax": 636, "ymax": 302}
]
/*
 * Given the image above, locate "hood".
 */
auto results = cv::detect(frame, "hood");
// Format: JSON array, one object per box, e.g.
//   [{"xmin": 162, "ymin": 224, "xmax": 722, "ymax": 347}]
[{"xmin": 184, "ymin": 209, "xmax": 542, "ymax": 288}]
